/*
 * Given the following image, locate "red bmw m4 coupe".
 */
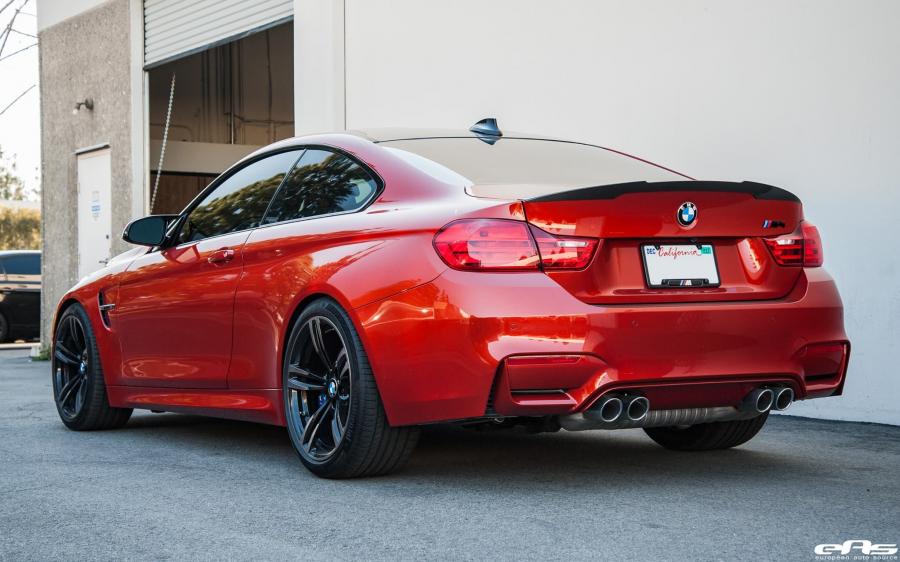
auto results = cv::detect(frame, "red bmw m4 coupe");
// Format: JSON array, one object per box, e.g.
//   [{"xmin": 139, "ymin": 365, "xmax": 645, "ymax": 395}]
[{"xmin": 51, "ymin": 119, "xmax": 849, "ymax": 478}]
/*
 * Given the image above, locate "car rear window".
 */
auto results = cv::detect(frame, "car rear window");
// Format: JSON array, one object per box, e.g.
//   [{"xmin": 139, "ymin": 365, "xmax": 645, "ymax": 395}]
[{"xmin": 380, "ymin": 137, "xmax": 686, "ymax": 199}]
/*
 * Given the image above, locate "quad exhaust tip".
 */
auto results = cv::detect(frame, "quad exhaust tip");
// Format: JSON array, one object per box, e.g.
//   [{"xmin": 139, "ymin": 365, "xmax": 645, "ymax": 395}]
[
  {"xmin": 561, "ymin": 385, "xmax": 792, "ymax": 433},
  {"xmin": 745, "ymin": 387, "xmax": 775, "ymax": 413},
  {"xmin": 773, "ymin": 386, "xmax": 795, "ymax": 411},
  {"xmin": 590, "ymin": 387, "xmax": 787, "ymax": 423},
  {"xmin": 585, "ymin": 394, "xmax": 649, "ymax": 425},
  {"xmin": 596, "ymin": 396, "xmax": 624, "ymax": 422},
  {"xmin": 626, "ymin": 396, "xmax": 650, "ymax": 422}
]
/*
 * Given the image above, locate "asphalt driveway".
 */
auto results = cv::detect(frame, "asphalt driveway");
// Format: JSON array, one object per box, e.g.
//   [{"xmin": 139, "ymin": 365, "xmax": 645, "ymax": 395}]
[{"xmin": 1, "ymin": 348, "xmax": 898, "ymax": 561}]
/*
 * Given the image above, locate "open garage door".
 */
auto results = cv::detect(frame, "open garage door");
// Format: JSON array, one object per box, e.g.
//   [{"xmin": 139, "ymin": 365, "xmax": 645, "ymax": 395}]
[
  {"xmin": 147, "ymin": 21, "xmax": 294, "ymax": 214},
  {"xmin": 144, "ymin": 0, "xmax": 292, "ymax": 68}
]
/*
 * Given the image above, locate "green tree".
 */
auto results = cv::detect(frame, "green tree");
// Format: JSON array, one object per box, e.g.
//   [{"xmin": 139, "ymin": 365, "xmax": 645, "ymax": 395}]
[
  {"xmin": 0, "ymin": 207, "xmax": 40, "ymax": 250},
  {"xmin": 0, "ymin": 146, "xmax": 29, "ymax": 201},
  {"xmin": 0, "ymin": 147, "xmax": 40, "ymax": 249}
]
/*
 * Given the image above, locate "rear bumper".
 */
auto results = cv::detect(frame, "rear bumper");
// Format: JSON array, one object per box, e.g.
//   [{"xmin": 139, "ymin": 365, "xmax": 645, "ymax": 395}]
[{"xmin": 355, "ymin": 267, "xmax": 848, "ymax": 426}]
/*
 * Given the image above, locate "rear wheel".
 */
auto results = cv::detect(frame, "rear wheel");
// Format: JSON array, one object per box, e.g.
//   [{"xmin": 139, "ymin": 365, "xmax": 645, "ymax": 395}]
[
  {"xmin": 283, "ymin": 298, "xmax": 419, "ymax": 478},
  {"xmin": 643, "ymin": 413, "xmax": 769, "ymax": 451},
  {"xmin": 52, "ymin": 304, "xmax": 132, "ymax": 430}
]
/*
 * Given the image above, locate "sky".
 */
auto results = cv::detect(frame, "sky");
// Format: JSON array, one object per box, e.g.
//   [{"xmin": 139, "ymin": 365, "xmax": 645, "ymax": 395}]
[{"xmin": 0, "ymin": 0, "xmax": 40, "ymax": 198}]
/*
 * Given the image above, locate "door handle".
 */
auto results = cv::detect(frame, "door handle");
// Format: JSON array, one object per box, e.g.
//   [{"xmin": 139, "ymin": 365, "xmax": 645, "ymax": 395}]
[{"xmin": 208, "ymin": 248, "xmax": 235, "ymax": 264}]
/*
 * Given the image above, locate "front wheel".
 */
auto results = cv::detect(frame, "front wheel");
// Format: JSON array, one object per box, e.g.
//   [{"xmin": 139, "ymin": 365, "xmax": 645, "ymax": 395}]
[
  {"xmin": 283, "ymin": 298, "xmax": 419, "ymax": 478},
  {"xmin": 643, "ymin": 412, "xmax": 769, "ymax": 451},
  {"xmin": 52, "ymin": 303, "xmax": 132, "ymax": 430}
]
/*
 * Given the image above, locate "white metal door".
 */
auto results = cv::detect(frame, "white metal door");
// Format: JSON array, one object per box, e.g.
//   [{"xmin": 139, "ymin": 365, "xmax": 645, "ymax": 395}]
[
  {"xmin": 76, "ymin": 148, "xmax": 112, "ymax": 279},
  {"xmin": 143, "ymin": 0, "xmax": 293, "ymax": 67}
]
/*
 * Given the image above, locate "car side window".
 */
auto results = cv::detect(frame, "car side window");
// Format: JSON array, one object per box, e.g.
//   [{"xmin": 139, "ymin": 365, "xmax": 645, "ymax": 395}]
[
  {"xmin": 262, "ymin": 149, "xmax": 379, "ymax": 225},
  {"xmin": 177, "ymin": 150, "xmax": 302, "ymax": 244},
  {"xmin": 1, "ymin": 254, "xmax": 40, "ymax": 276}
]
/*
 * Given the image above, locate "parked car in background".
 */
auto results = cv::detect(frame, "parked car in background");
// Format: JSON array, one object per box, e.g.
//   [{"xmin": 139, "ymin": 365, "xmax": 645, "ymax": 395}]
[{"xmin": 0, "ymin": 250, "xmax": 41, "ymax": 343}]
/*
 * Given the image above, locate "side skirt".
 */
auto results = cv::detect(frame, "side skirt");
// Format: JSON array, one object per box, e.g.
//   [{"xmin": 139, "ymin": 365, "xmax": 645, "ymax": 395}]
[{"xmin": 106, "ymin": 386, "xmax": 285, "ymax": 426}]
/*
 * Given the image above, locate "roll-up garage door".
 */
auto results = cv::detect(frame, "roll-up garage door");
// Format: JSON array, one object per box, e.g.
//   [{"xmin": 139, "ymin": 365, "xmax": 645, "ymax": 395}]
[{"xmin": 144, "ymin": 0, "xmax": 293, "ymax": 67}]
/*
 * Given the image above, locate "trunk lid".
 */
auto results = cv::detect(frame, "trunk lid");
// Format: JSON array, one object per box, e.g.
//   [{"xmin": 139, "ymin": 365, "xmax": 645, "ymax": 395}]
[{"xmin": 522, "ymin": 181, "xmax": 804, "ymax": 304}]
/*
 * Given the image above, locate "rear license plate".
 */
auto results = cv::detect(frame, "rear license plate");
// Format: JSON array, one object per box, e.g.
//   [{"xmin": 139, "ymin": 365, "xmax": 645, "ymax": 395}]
[{"xmin": 641, "ymin": 244, "xmax": 720, "ymax": 288}]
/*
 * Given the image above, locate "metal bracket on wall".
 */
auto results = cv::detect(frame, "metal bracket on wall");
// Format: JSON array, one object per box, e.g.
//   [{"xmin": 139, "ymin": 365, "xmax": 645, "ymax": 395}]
[{"xmin": 74, "ymin": 143, "xmax": 111, "ymax": 156}]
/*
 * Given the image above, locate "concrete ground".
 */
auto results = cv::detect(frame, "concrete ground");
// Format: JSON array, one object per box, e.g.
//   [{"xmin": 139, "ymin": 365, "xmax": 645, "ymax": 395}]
[{"xmin": 1, "ymin": 348, "xmax": 898, "ymax": 562}]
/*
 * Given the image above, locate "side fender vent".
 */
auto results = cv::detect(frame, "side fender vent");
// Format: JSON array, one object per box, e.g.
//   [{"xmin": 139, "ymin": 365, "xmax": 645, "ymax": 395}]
[{"xmin": 97, "ymin": 292, "xmax": 113, "ymax": 328}]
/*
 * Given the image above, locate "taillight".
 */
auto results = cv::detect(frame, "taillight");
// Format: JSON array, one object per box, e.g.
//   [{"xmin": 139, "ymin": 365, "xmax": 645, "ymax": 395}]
[
  {"xmin": 764, "ymin": 221, "xmax": 824, "ymax": 267},
  {"xmin": 801, "ymin": 222, "xmax": 824, "ymax": 267},
  {"xmin": 433, "ymin": 219, "xmax": 540, "ymax": 271},
  {"xmin": 433, "ymin": 219, "xmax": 598, "ymax": 271},
  {"xmin": 528, "ymin": 225, "xmax": 598, "ymax": 270}
]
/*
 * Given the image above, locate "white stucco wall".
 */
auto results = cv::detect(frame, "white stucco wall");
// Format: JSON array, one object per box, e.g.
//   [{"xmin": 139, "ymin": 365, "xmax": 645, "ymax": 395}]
[
  {"xmin": 321, "ymin": 0, "xmax": 899, "ymax": 424},
  {"xmin": 294, "ymin": 0, "xmax": 345, "ymax": 133}
]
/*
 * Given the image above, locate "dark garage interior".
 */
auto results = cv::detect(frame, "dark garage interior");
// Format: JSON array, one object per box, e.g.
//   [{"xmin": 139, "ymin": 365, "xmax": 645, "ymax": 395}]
[{"xmin": 147, "ymin": 21, "xmax": 294, "ymax": 214}]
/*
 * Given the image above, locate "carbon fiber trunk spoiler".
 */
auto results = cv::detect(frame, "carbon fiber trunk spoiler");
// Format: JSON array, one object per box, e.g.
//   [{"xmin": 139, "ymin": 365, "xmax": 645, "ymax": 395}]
[{"xmin": 527, "ymin": 181, "xmax": 800, "ymax": 203}]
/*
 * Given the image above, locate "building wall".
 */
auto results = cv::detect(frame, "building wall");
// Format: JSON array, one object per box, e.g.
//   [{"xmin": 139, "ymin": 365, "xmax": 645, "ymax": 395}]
[
  {"xmin": 294, "ymin": 0, "xmax": 345, "ymax": 133},
  {"xmin": 323, "ymin": 0, "xmax": 900, "ymax": 424},
  {"xmin": 38, "ymin": 0, "xmax": 135, "ymax": 342}
]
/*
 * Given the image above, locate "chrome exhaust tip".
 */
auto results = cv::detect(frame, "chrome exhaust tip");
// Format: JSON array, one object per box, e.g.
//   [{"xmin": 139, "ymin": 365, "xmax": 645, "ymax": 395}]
[
  {"xmin": 626, "ymin": 396, "xmax": 650, "ymax": 422},
  {"xmin": 744, "ymin": 388, "xmax": 775, "ymax": 413},
  {"xmin": 773, "ymin": 387, "xmax": 794, "ymax": 411},
  {"xmin": 596, "ymin": 396, "xmax": 624, "ymax": 423}
]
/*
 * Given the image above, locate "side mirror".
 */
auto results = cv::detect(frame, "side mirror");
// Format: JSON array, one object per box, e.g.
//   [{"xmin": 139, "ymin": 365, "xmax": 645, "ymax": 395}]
[{"xmin": 122, "ymin": 215, "xmax": 177, "ymax": 246}]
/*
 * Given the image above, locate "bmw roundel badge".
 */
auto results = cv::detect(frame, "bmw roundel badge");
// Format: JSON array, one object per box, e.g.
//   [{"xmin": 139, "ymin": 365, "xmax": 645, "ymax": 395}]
[{"xmin": 677, "ymin": 202, "xmax": 698, "ymax": 227}]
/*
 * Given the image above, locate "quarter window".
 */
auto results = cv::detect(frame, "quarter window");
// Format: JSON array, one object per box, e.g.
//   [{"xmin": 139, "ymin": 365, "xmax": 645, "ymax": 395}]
[
  {"xmin": 262, "ymin": 149, "xmax": 378, "ymax": 224},
  {"xmin": 178, "ymin": 150, "xmax": 301, "ymax": 243}
]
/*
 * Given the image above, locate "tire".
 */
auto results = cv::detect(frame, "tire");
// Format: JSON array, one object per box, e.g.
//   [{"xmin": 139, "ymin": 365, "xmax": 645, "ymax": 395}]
[
  {"xmin": 0, "ymin": 311, "xmax": 9, "ymax": 343},
  {"xmin": 282, "ymin": 298, "xmax": 420, "ymax": 478},
  {"xmin": 643, "ymin": 412, "xmax": 769, "ymax": 451},
  {"xmin": 51, "ymin": 303, "xmax": 132, "ymax": 431}
]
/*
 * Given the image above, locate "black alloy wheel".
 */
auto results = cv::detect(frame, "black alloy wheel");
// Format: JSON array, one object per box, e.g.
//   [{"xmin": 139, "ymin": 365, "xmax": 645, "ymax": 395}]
[
  {"xmin": 283, "ymin": 298, "xmax": 419, "ymax": 478},
  {"xmin": 285, "ymin": 314, "xmax": 352, "ymax": 463},
  {"xmin": 52, "ymin": 304, "xmax": 132, "ymax": 430},
  {"xmin": 53, "ymin": 312, "xmax": 91, "ymax": 420}
]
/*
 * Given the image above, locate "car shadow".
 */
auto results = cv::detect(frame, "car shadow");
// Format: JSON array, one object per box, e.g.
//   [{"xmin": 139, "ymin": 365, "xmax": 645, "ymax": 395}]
[{"xmin": 115, "ymin": 411, "xmax": 822, "ymax": 489}]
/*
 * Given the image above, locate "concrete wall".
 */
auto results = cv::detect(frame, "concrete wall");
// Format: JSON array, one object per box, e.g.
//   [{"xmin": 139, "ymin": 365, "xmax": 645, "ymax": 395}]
[
  {"xmin": 305, "ymin": 0, "xmax": 899, "ymax": 424},
  {"xmin": 38, "ymin": 0, "xmax": 135, "ymax": 342}
]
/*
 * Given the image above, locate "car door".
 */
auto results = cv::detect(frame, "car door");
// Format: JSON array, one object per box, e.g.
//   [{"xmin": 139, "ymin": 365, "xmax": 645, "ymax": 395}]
[
  {"xmin": 114, "ymin": 150, "xmax": 302, "ymax": 388},
  {"xmin": 229, "ymin": 148, "xmax": 382, "ymax": 388}
]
